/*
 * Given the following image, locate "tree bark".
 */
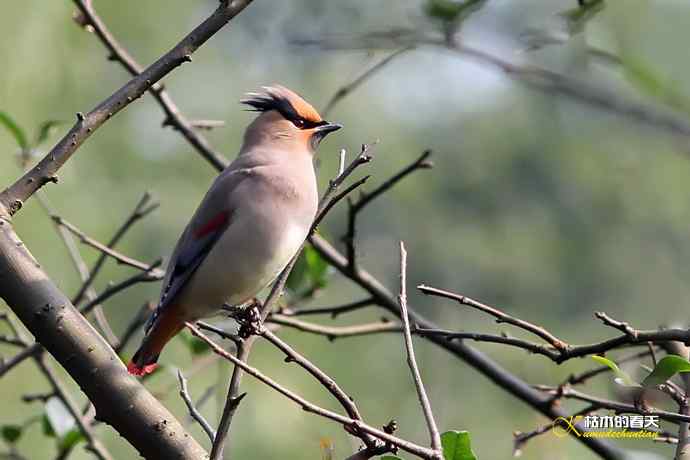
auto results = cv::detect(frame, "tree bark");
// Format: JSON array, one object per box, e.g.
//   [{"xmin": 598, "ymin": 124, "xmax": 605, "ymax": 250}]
[{"xmin": 0, "ymin": 219, "xmax": 207, "ymax": 459}]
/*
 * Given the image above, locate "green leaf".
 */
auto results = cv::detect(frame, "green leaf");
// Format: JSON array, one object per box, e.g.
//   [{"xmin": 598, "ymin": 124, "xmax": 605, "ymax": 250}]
[
  {"xmin": 0, "ymin": 111, "xmax": 28, "ymax": 150},
  {"xmin": 41, "ymin": 415, "xmax": 55, "ymax": 437},
  {"xmin": 181, "ymin": 332, "xmax": 211, "ymax": 356},
  {"xmin": 35, "ymin": 120, "xmax": 63, "ymax": 146},
  {"xmin": 441, "ymin": 430, "xmax": 477, "ymax": 460},
  {"xmin": 560, "ymin": 0, "xmax": 605, "ymax": 35},
  {"xmin": 1, "ymin": 425, "xmax": 23, "ymax": 444},
  {"xmin": 305, "ymin": 245, "xmax": 329, "ymax": 289},
  {"xmin": 425, "ymin": 0, "xmax": 486, "ymax": 24},
  {"xmin": 287, "ymin": 246, "xmax": 330, "ymax": 293},
  {"xmin": 591, "ymin": 355, "xmax": 640, "ymax": 387},
  {"xmin": 287, "ymin": 249, "xmax": 309, "ymax": 291},
  {"xmin": 642, "ymin": 355, "xmax": 690, "ymax": 388},
  {"xmin": 58, "ymin": 428, "xmax": 85, "ymax": 451}
]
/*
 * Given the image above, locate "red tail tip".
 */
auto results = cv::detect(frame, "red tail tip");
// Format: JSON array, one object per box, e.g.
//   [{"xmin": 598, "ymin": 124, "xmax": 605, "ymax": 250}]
[{"xmin": 127, "ymin": 361, "xmax": 158, "ymax": 376}]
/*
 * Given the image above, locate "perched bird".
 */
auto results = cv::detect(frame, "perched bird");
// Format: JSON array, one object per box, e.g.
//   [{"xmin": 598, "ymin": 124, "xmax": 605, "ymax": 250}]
[{"xmin": 127, "ymin": 86, "xmax": 342, "ymax": 375}]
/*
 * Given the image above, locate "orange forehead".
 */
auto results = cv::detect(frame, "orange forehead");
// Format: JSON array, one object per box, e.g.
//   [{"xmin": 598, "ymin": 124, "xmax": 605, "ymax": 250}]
[{"xmin": 242, "ymin": 85, "xmax": 323, "ymax": 123}]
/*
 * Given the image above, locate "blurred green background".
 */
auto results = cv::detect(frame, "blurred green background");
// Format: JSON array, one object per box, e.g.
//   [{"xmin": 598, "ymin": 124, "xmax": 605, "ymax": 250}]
[{"xmin": 2, "ymin": 1, "xmax": 690, "ymax": 459}]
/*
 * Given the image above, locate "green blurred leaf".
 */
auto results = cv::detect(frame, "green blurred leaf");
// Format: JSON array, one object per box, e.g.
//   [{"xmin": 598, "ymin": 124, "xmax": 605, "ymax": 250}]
[
  {"xmin": 621, "ymin": 57, "xmax": 690, "ymax": 114},
  {"xmin": 58, "ymin": 428, "xmax": 85, "ymax": 451},
  {"xmin": 305, "ymin": 245, "xmax": 329, "ymax": 288},
  {"xmin": 41, "ymin": 415, "xmax": 55, "ymax": 438},
  {"xmin": 35, "ymin": 120, "xmax": 63, "ymax": 146},
  {"xmin": 642, "ymin": 355, "xmax": 690, "ymax": 388},
  {"xmin": 0, "ymin": 111, "xmax": 28, "ymax": 150},
  {"xmin": 441, "ymin": 430, "xmax": 477, "ymax": 460},
  {"xmin": 287, "ymin": 250, "xmax": 309, "ymax": 291},
  {"xmin": 560, "ymin": 0, "xmax": 605, "ymax": 35},
  {"xmin": 287, "ymin": 245, "xmax": 330, "ymax": 292},
  {"xmin": 425, "ymin": 0, "xmax": 486, "ymax": 24},
  {"xmin": 181, "ymin": 332, "xmax": 211, "ymax": 356},
  {"xmin": 591, "ymin": 355, "xmax": 640, "ymax": 387},
  {"xmin": 1, "ymin": 425, "xmax": 23, "ymax": 444}
]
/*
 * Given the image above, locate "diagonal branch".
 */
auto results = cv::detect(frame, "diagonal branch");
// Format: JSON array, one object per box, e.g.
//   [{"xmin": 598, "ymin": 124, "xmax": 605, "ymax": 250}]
[
  {"xmin": 398, "ymin": 243, "xmax": 442, "ymax": 457},
  {"xmin": 186, "ymin": 323, "xmax": 438, "ymax": 459},
  {"xmin": 0, "ymin": 0, "xmax": 253, "ymax": 216},
  {"xmin": 307, "ymin": 233, "xmax": 625, "ymax": 459},
  {"xmin": 344, "ymin": 150, "xmax": 432, "ymax": 269},
  {"xmin": 51, "ymin": 215, "xmax": 156, "ymax": 271},
  {"xmin": 72, "ymin": 0, "xmax": 228, "ymax": 171},
  {"xmin": 418, "ymin": 284, "xmax": 568, "ymax": 351},
  {"xmin": 321, "ymin": 47, "xmax": 413, "ymax": 117},
  {"xmin": 177, "ymin": 369, "xmax": 217, "ymax": 443},
  {"xmin": 72, "ymin": 192, "xmax": 158, "ymax": 306}
]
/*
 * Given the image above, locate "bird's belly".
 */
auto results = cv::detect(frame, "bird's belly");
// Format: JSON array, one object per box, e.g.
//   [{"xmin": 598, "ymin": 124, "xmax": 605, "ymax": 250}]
[{"xmin": 176, "ymin": 219, "xmax": 308, "ymax": 318}]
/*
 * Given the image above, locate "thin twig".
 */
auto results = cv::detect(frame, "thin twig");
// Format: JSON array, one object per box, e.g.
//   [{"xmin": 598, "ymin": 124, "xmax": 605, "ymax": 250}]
[
  {"xmin": 322, "ymin": 47, "xmax": 413, "ymax": 116},
  {"xmin": 308, "ymin": 233, "xmax": 625, "ymax": 459},
  {"xmin": 0, "ymin": 0, "xmax": 253, "ymax": 217},
  {"xmin": 177, "ymin": 369, "xmax": 217, "ymax": 442},
  {"xmin": 52, "ymin": 216, "xmax": 153, "ymax": 271},
  {"xmin": 537, "ymin": 385, "xmax": 690, "ymax": 424},
  {"xmin": 344, "ymin": 150, "xmax": 432, "ymax": 269},
  {"xmin": 418, "ymin": 284, "xmax": 568, "ymax": 351},
  {"xmin": 281, "ymin": 297, "xmax": 377, "ymax": 318},
  {"xmin": 71, "ymin": 0, "xmax": 229, "ymax": 171},
  {"xmin": 72, "ymin": 192, "xmax": 158, "ymax": 306},
  {"xmin": 33, "ymin": 193, "xmax": 118, "ymax": 346},
  {"xmin": 398, "ymin": 243, "xmax": 442, "ymax": 457},
  {"xmin": 260, "ymin": 328, "xmax": 381, "ymax": 450},
  {"xmin": 267, "ymin": 314, "xmax": 400, "ymax": 340},
  {"xmin": 186, "ymin": 323, "xmax": 438, "ymax": 459}
]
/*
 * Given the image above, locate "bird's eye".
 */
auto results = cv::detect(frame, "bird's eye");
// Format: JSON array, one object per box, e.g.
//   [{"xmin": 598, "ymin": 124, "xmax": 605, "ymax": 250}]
[{"xmin": 293, "ymin": 119, "xmax": 305, "ymax": 129}]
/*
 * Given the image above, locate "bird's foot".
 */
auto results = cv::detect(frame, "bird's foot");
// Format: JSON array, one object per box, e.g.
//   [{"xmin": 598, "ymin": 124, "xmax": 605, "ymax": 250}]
[{"xmin": 237, "ymin": 304, "xmax": 264, "ymax": 338}]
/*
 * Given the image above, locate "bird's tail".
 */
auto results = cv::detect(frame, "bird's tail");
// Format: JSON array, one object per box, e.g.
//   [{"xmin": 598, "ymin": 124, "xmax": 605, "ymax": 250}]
[{"xmin": 127, "ymin": 310, "xmax": 183, "ymax": 376}]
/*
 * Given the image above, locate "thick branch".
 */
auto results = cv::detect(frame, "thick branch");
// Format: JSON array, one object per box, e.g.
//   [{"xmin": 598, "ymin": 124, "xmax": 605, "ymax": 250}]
[
  {"xmin": 0, "ymin": 0, "xmax": 253, "ymax": 215},
  {"xmin": 0, "ymin": 220, "xmax": 207, "ymax": 458}
]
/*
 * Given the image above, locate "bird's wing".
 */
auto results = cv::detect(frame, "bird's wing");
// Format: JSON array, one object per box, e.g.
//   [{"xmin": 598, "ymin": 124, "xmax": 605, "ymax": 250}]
[{"xmin": 145, "ymin": 169, "xmax": 249, "ymax": 333}]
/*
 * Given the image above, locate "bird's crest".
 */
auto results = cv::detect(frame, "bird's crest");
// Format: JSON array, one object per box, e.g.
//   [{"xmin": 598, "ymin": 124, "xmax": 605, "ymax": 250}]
[{"xmin": 241, "ymin": 85, "xmax": 323, "ymax": 125}]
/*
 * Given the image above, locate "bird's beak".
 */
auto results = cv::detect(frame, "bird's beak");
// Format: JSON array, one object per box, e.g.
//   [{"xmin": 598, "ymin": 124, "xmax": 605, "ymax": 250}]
[{"xmin": 314, "ymin": 122, "xmax": 343, "ymax": 136}]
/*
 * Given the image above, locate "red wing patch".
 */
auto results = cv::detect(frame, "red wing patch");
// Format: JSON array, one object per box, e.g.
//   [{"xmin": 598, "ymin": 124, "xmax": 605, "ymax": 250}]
[{"xmin": 193, "ymin": 210, "xmax": 230, "ymax": 239}]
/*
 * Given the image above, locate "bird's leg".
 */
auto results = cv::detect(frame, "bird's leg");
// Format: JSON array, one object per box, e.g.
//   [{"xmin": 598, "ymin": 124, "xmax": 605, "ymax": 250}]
[{"xmin": 228, "ymin": 299, "xmax": 263, "ymax": 338}]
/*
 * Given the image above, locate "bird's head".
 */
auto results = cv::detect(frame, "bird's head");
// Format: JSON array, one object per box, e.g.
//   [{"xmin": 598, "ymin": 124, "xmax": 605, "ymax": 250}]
[{"xmin": 240, "ymin": 85, "xmax": 342, "ymax": 153}]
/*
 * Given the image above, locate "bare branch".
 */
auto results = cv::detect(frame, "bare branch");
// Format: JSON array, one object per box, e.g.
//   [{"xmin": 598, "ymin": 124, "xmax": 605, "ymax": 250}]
[
  {"xmin": 398, "ymin": 243, "xmax": 442, "ymax": 457},
  {"xmin": 322, "ymin": 47, "xmax": 412, "ymax": 117},
  {"xmin": 260, "ymin": 328, "xmax": 381, "ymax": 449},
  {"xmin": 344, "ymin": 150, "xmax": 432, "ymax": 269},
  {"xmin": 51, "ymin": 216, "xmax": 155, "ymax": 271},
  {"xmin": 418, "ymin": 284, "xmax": 568, "ymax": 351},
  {"xmin": 186, "ymin": 323, "xmax": 439, "ymax": 459},
  {"xmin": 71, "ymin": 0, "xmax": 229, "ymax": 171},
  {"xmin": 308, "ymin": 233, "xmax": 625, "ymax": 459},
  {"xmin": 177, "ymin": 369, "xmax": 217, "ymax": 443},
  {"xmin": 0, "ymin": 1, "xmax": 253, "ymax": 215},
  {"xmin": 537, "ymin": 385, "xmax": 690, "ymax": 424},
  {"xmin": 280, "ymin": 297, "xmax": 377, "ymax": 318},
  {"xmin": 72, "ymin": 192, "xmax": 158, "ymax": 306},
  {"xmin": 35, "ymin": 355, "xmax": 112, "ymax": 460},
  {"xmin": 267, "ymin": 314, "xmax": 400, "ymax": 340}
]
